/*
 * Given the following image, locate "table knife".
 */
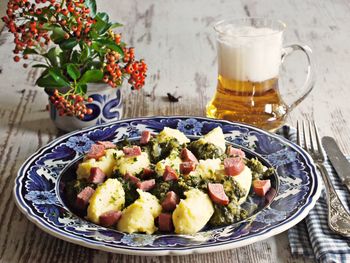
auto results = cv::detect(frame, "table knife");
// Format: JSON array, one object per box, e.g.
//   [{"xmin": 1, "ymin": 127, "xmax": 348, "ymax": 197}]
[{"xmin": 322, "ymin": 136, "xmax": 350, "ymax": 193}]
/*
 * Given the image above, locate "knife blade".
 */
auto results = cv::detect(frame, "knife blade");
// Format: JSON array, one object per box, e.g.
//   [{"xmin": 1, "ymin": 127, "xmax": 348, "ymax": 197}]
[{"xmin": 322, "ymin": 136, "xmax": 350, "ymax": 193}]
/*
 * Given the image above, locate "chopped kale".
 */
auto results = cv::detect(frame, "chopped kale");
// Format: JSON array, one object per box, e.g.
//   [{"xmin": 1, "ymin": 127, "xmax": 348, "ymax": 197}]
[
  {"xmin": 245, "ymin": 158, "xmax": 275, "ymax": 180},
  {"xmin": 64, "ymin": 179, "xmax": 96, "ymax": 209},
  {"xmin": 188, "ymin": 140, "xmax": 223, "ymax": 160},
  {"xmin": 150, "ymin": 181, "xmax": 173, "ymax": 201},
  {"xmin": 221, "ymin": 176, "xmax": 246, "ymax": 201},
  {"xmin": 117, "ymin": 177, "xmax": 139, "ymax": 206},
  {"xmin": 144, "ymin": 137, "xmax": 182, "ymax": 163},
  {"xmin": 209, "ymin": 202, "xmax": 248, "ymax": 227}
]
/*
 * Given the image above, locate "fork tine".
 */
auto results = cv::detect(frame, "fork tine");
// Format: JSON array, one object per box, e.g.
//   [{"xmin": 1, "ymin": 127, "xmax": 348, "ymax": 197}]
[
  {"xmin": 308, "ymin": 120, "xmax": 315, "ymax": 153},
  {"xmin": 296, "ymin": 121, "xmax": 301, "ymax": 146},
  {"xmin": 313, "ymin": 121, "xmax": 324, "ymax": 158},
  {"xmin": 302, "ymin": 121, "xmax": 308, "ymax": 151}
]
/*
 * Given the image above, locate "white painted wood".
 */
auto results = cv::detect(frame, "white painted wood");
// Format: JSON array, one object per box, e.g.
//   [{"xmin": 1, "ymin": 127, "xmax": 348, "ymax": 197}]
[{"xmin": 1, "ymin": 0, "xmax": 349, "ymax": 262}]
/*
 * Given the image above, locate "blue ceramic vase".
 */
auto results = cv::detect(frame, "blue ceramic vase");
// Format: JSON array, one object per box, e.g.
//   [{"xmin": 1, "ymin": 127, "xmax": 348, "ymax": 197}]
[{"xmin": 49, "ymin": 84, "xmax": 123, "ymax": 132}]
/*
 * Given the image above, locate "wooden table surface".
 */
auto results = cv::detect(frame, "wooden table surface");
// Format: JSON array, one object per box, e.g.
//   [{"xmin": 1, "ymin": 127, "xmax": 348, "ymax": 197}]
[{"xmin": 1, "ymin": 0, "xmax": 350, "ymax": 262}]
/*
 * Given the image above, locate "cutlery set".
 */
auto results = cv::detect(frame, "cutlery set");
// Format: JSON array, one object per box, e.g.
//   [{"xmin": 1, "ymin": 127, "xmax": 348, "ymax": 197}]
[{"xmin": 297, "ymin": 121, "xmax": 350, "ymax": 237}]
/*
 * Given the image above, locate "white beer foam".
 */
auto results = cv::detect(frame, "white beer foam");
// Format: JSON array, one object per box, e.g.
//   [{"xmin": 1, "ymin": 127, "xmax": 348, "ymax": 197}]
[{"xmin": 217, "ymin": 25, "xmax": 282, "ymax": 82}]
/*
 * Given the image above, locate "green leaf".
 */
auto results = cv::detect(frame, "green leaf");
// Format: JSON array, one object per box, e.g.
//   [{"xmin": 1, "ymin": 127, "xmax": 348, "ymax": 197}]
[
  {"xmin": 85, "ymin": 60, "xmax": 103, "ymax": 70},
  {"xmin": 67, "ymin": 64, "xmax": 81, "ymax": 80},
  {"xmin": 81, "ymin": 43, "xmax": 91, "ymax": 62},
  {"xmin": 48, "ymin": 68, "xmax": 70, "ymax": 86},
  {"xmin": 44, "ymin": 47, "xmax": 59, "ymax": 67},
  {"xmin": 76, "ymin": 84, "xmax": 87, "ymax": 94},
  {"xmin": 84, "ymin": 0, "xmax": 97, "ymax": 17},
  {"xmin": 59, "ymin": 50, "xmax": 71, "ymax": 66},
  {"xmin": 36, "ymin": 69, "xmax": 70, "ymax": 88},
  {"xmin": 110, "ymin": 22, "xmax": 123, "ymax": 29},
  {"xmin": 78, "ymin": 69, "xmax": 103, "ymax": 84},
  {"xmin": 94, "ymin": 39, "xmax": 124, "ymax": 56},
  {"xmin": 96, "ymin": 12, "xmax": 109, "ymax": 23},
  {"xmin": 91, "ymin": 41, "xmax": 101, "ymax": 52},
  {"xmin": 70, "ymin": 50, "xmax": 80, "ymax": 64},
  {"xmin": 41, "ymin": 23, "xmax": 58, "ymax": 30},
  {"xmin": 23, "ymin": 48, "xmax": 38, "ymax": 55},
  {"xmin": 93, "ymin": 12, "xmax": 111, "ymax": 34},
  {"xmin": 51, "ymin": 27, "xmax": 65, "ymax": 43},
  {"xmin": 32, "ymin": 64, "xmax": 49, "ymax": 68},
  {"xmin": 59, "ymin": 38, "xmax": 78, "ymax": 50}
]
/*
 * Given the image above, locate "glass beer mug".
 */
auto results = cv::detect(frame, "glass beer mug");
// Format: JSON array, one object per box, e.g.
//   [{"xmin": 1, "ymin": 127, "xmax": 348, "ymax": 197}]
[{"xmin": 206, "ymin": 18, "xmax": 315, "ymax": 131}]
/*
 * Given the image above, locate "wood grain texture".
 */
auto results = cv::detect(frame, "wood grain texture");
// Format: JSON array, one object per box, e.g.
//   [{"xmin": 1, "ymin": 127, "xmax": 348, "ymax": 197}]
[{"xmin": 1, "ymin": 0, "xmax": 349, "ymax": 262}]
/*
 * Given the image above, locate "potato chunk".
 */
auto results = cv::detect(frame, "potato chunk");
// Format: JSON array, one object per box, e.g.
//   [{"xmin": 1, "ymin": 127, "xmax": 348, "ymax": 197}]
[
  {"xmin": 155, "ymin": 152, "xmax": 182, "ymax": 176},
  {"xmin": 87, "ymin": 178, "xmax": 125, "ymax": 224},
  {"xmin": 157, "ymin": 127, "xmax": 190, "ymax": 145},
  {"xmin": 200, "ymin": 126, "xmax": 226, "ymax": 153},
  {"xmin": 114, "ymin": 152, "xmax": 150, "ymax": 175},
  {"xmin": 189, "ymin": 158, "xmax": 222, "ymax": 180},
  {"xmin": 77, "ymin": 149, "xmax": 122, "ymax": 180},
  {"xmin": 232, "ymin": 166, "xmax": 253, "ymax": 204},
  {"xmin": 172, "ymin": 189, "xmax": 214, "ymax": 234},
  {"xmin": 117, "ymin": 190, "xmax": 161, "ymax": 234}
]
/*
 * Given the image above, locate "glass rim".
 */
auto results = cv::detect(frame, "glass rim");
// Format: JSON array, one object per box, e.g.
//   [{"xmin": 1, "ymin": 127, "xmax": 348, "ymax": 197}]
[{"xmin": 214, "ymin": 17, "xmax": 286, "ymax": 37}]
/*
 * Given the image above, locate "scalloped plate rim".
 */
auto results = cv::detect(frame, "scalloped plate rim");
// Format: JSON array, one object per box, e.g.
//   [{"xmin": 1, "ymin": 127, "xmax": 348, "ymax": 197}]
[{"xmin": 13, "ymin": 115, "xmax": 322, "ymax": 256}]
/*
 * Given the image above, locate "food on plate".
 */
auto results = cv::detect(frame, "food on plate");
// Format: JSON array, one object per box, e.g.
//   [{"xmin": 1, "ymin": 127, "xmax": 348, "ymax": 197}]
[
  {"xmin": 114, "ymin": 151, "xmax": 150, "ymax": 175},
  {"xmin": 117, "ymin": 189, "xmax": 162, "ymax": 234},
  {"xmin": 65, "ymin": 126, "xmax": 274, "ymax": 234},
  {"xmin": 77, "ymin": 149, "xmax": 122, "ymax": 179},
  {"xmin": 87, "ymin": 178, "xmax": 125, "ymax": 224},
  {"xmin": 172, "ymin": 188, "xmax": 214, "ymax": 234}
]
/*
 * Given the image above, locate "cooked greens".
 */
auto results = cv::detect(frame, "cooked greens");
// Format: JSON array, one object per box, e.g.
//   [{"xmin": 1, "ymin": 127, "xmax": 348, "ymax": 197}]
[
  {"xmin": 188, "ymin": 140, "xmax": 223, "ymax": 160},
  {"xmin": 66, "ymin": 126, "xmax": 274, "ymax": 235}
]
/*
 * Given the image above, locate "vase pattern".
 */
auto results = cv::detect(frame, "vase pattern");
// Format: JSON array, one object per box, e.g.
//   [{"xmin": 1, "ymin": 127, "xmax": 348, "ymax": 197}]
[{"xmin": 49, "ymin": 86, "xmax": 123, "ymax": 132}]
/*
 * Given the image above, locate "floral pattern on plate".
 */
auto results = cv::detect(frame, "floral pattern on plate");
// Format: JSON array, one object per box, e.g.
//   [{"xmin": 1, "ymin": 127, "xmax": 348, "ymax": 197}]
[{"xmin": 14, "ymin": 116, "xmax": 321, "ymax": 255}]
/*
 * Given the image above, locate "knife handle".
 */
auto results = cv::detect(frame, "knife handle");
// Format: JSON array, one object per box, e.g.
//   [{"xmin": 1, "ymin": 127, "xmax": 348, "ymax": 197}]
[{"xmin": 318, "ymin": 164, "xmax": 350, "ymax": 237}]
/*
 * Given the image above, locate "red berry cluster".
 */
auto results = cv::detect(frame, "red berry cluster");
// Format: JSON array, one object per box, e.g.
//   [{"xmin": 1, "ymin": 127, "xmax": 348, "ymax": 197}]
[
  {"xmin": 102, "ymin": 34, "xmax": 148, "ymax": 90},
  {"xmin": 2, "ymin": 0, "xmax": 148, "ymax": 117},
  {"xmin": 49, "ymin": 89, "xmax": 93, "ymax": 119},
  {"xmin": 123, "ymin": 47, "xmax": 147, "ymax": 89},
  {"xmin": 2, "ymin": 0, "xmax": 95, "ymax": 65},
  {"xmin": 54, "ymin": 0, "xmax": 95, "ymax": 41},
  {"xmin": 125, "ymin": 59, "xmax": 147, "ymax": 90},
  {"xmin": 2, "ymin": 0, "xmax": 52, "ymax": 63},
  {"xmin": 103, "ymin": 51, "xmax": 123, "ymax": 88}
]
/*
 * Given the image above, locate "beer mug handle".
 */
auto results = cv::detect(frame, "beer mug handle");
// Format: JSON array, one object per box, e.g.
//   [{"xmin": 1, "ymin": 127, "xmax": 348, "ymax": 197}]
[{"xmin": 281, "ymin": 44, "xmax": 316, "ymax": 110}]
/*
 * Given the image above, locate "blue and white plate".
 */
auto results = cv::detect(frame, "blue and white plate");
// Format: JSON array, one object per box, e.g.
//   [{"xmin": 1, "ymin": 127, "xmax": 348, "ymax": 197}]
[{"xmin": 14, "ymin": 116, "xmax": 321, "ymax": 256}]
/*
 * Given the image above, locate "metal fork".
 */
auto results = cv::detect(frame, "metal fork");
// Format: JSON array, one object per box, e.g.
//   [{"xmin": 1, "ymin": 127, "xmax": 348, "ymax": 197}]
[{"xmin": 297, "ymin": 120, "xmax": 350, "ymax": 237}]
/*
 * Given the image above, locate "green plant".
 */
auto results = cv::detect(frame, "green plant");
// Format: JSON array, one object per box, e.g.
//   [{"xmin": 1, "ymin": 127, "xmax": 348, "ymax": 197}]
[{"xmin": 2, "ymin": 0, "xmax": 147, "ymax": 118}]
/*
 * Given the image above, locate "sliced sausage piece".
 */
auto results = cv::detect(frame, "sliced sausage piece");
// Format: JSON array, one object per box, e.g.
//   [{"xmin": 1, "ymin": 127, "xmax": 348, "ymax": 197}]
[
  {"xmin": 226, "ymin": 145, "xmax": 245, "ymax": 158},
  {"xmin": 161, "ymin": 191, "xmax": 180, "ymax": 211},
  {"xmin": 97, "ymin": 141, "xmax": 116, "ymax": 149},
  {"xmin": 158, "ymin": 213, "xmax": 174, "ymax": 232},
  {"xmin": 208, "ymin": 183, "xmax": 229, "ymax": 206},
  {"xmin": 136, "ymin": 179, "xmax": 156, "ymax": 191},
  {"xmin": 89, "ymin": 167, "xmax": 106, "ymax": 184},
  {"xmin": 179, "ymin": 161, "xmax": 196, "ymax": 174},
  {"xmin": 180, "ymin": 148, "xmax": 199, "ymax": 164},
  {"xmin": 99, "ymin": 210, "xmax": 122, "ymax": 227},
  {"xmin": 140, "ymin": 130, "xmax": 151, "ymax": 145},
  {"xmin": 123, "ymin": 146, "xmax": 142, "ymax": 157},
  {"xmin": 141, "ymin": 167, "xmax": 155, "ymax": 179},
  {"xmin": 76, "ymin": 186, "xmax": 95, "ymax": 209},
  {"xmin": 224, "ymin": 157, "xmax": 245, "ymax": 176},
  {"xmin": 163, "ymin": 165, "xmax": 178, "ymax": 181},
  {"xmin": 253, "ymin": 180, "xmax": 271, "ymax": 197},
  {"xmin": 86, "ymin": 144, "xmax": 105, "ymax": 160},
  {"xmin": 124, "ymin": 172, "xmax": 141, "ymax": 184}
]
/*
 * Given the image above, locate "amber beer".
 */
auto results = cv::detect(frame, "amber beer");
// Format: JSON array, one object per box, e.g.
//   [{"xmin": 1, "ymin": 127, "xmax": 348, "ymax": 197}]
[
  {"xmin": 206, "ymin": 75, "xmax": 288, "ymax": 131},
  {"xmin": 206, "ymin": 20, "xmax": 288, "ymax": 131}
]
